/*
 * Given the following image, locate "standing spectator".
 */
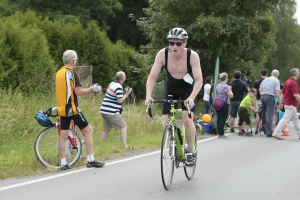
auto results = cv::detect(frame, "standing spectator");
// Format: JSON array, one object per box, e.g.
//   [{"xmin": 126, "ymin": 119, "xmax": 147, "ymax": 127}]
[
  {"xmin": 203, "ymin": 76, "xmax": 212, "ymax": 114},
  {"xmin": 215, "ymin": 73, "xmax": 233, "ymax": 138},
  {"xmin": 274, "ymin": 84, "xmax": 285, "ymax": 126},
  {"xmin": 259, "ymin": 69, "xmax": 281, "ymax": 137},
  {"xmin": 237, "ymin": 89, "xmax": 259, "ymax": 137},
  {"xmin": 100, "ymin": 71, "xmax": 134, "ymax": 149},
  {"xmin": 56, "ymin": 50, "xmax": 105, "ymax": 170},
  {"xmin": 253, "ymin": 69, "xmax": 268, "ymax": 125},
  {"xmin": 229, "ymin": 71, "xmax": 248, "ymax": 133},
  {"xmin": 272, "ymin": 68, "xmax": 300, "ymax": 140}
]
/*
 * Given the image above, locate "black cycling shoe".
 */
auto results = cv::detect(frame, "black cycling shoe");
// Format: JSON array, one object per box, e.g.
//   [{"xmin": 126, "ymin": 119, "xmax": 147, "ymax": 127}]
[
  {"xmin": 86, "ymin": 159, "xmax": 105, "ymax": 168},
  {"xmin": 185, "ymin": 152, "xmax": 196, "ymax": 167},
  {"xmin": 60, "ymin": 164, "xmax": 71, "ymax": 171}
]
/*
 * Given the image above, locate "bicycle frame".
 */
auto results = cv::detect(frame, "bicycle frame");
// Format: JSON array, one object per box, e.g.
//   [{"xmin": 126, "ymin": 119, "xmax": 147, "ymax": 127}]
[
  {"xmin": 169, "ymin": 106, "xmax": 186, "ymax": 163},
  {"xmin": 148, "ymin": 98, "xmax": 192, "ymax": 164}
]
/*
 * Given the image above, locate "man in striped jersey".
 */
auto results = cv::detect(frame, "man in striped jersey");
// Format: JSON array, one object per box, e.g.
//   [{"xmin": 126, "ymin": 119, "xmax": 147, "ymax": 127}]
[
  {"xmin": 100, "ymin": 71, "xmax": 133, "ymax": 149},
  {"xmin": 56, "ymin": 50, "xmax": 105, "ymax": 170}
]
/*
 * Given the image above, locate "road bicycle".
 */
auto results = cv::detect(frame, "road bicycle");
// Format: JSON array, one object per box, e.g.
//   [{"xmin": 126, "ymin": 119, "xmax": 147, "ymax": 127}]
[
  {"xmin": 147, "ymin": 95, "xmax": 198, "ymax": 190},
  {"xmin": 34, "ymin": 107, "xmax": 85, "ymax": 169}
]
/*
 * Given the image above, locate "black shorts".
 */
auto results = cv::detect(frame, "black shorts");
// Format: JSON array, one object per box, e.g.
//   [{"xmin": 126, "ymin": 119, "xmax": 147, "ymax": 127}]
[
  {"xmin": 238, "ymin": 107, "xmax": 250, "ymax": 125},
  {"xmin": 60, "ymin": 112, "xmax": 89, "ymax": 130},
  {"xmin": 162, "ymin": 84, "xmax": 195, "ymax": 115}
]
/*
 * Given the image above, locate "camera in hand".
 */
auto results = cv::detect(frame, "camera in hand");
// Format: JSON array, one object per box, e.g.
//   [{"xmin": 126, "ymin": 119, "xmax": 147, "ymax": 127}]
[
  {"xmin": 241, "ymin": 74, "xmax": 251, "ymax": 87},
  {"xmin": 123, "ymin": 86, "xmax": 133, "ymax": 93}
]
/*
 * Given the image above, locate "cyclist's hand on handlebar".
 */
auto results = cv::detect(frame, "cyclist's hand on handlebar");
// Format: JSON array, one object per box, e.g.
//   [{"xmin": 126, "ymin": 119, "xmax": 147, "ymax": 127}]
[
  {"xmin": 92, "ymin": 83, "xmax": 101, "ymax": 93},
  {"xmin": 145, "ymin": 97, "xmax": 154, "ymax": 108},
  {"xmin": 184, "ymin": 98, "xmax": 195, "ymax": 109}
]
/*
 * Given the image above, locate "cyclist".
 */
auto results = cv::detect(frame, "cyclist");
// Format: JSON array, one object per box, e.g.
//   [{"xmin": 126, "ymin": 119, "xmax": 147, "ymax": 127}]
[
  {"xmin": 145, "ymin": 28, "xmax": 203, "ymax": 166},
  {"xmin": 56, "ymin": 50, "xmax": 105, "ymax": 170}
]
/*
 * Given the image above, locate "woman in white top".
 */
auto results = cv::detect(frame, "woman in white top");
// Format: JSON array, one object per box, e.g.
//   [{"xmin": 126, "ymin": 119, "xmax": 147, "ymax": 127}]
[{"xmin": 203, "ymin": 76, "xmax": 212, "ymax": 114}]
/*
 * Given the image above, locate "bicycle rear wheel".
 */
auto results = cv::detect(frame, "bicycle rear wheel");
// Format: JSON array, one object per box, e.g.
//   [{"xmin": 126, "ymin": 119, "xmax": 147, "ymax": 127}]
[
  {"xmin": 34, "ymin": 127, "xmax": 82, "ymax": 168},
  {"xmin": 161, "ymin": 125, "xmax": 175, "ymax": 190},
  {"xmin": 184, "ymin": 135, "xmax": 197, "ymax": 180}
]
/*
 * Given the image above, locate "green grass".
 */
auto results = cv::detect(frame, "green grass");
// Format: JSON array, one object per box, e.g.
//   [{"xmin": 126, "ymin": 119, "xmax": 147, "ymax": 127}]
[{"xmin": 0, "ymin": 89, "xmax": 206, "ymax": 179}]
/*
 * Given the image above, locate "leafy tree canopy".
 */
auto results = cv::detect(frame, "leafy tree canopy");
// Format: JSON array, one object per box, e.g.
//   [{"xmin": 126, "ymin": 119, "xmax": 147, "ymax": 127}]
[
  {"xmin": 2, "ymin": 0, "xmax": 122, "ymax": 31},
  {"xmin": 134, "ymin": 0, "xmax": 280, "ymax": 82}
]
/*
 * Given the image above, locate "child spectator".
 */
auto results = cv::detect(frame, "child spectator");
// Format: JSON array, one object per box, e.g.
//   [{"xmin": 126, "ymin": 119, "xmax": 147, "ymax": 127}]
[{"xmin": 237, "ymin": 89, "xmax": 259, "ymax": 136}]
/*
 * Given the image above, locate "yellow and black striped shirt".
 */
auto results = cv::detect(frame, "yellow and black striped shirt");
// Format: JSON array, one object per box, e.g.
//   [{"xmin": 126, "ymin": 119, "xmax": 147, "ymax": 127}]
[{"xmin": 56, "ymin": 66, "xmax": 81, "ymax": 117}]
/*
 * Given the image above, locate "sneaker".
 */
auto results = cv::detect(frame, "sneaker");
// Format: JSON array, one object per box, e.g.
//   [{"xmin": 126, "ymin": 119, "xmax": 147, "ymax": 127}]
[
  {"xmin": 245, "ymin": 132, "xmax": 254, "ymax": 137},
  {"xmin": 225, "ymin": 123, "xmax": 230, "ymax": 127},
  {"xmin": 60, "ymin": 164, "xmax": 71, "ymax": 171},
  {"xmin": 238, "ymin": 132, "xmax": 244, "ymax": 136},
  {"xmin": 230, "ymin": 129, "xmax": 235, "ymax": 133},
  {"xmin": 185, "ymin": 152, "xmax": 196, "ymax": 167},
  {"xmin": 218, "ymin": 135, "xmax": 228, "ymax": 138},
  {"xmin": 273, "ymin": 136, "xmax": 284, "ymax": 140},
  {"xmin": 87, "ymin": 159, "xmax": 105, "ymax": 168},
  {"xmin": 241, "ymin": 129, "xmax": 246, "ymax": 133}
]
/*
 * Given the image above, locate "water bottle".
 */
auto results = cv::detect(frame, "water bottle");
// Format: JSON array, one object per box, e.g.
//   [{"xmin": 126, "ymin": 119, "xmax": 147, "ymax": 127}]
[{"xmin": 176, "ymin": 127, "xmax": 183, "ymax": 145}]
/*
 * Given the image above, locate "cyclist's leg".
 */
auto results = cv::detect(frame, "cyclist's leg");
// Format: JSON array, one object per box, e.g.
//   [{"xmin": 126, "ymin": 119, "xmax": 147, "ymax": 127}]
[
  {"xmin": 59, "ymin": 117, "xmax": 72, "ymax": 164},
  {"xmin": 74, "ymin": 112, "xmax": 105, "ymax": 167},
  {"xmin": 71, "ymin": 113, "xmax": 92, "ymax": 154},
  {"xmin": 181, "ymin": 97, "xmax": 197, "ymax": 166},
  {"xmin": 81, "ymin": 125, "xmax": 93, "ymax": 155},
  {"xmin": 182, "ymin": 110, "xmax": 195, "ymax": 149},
  {"xmin": 180, "ymin": 86, "xmax": 196, "ymax": 151}
]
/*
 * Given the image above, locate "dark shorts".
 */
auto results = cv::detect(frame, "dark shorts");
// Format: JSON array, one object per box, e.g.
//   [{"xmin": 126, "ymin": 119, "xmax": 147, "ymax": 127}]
[
  {"xmin": 60, "ymin": 112, "xmax": 89, "ymax": 130},
  {"xmin": 163, "ymin": 84, "xmax": 195, "ymax": 115},
  {"xmin": 230, "ymin": 101, "xmax": 241, "ymax": 118},
  {"xmin": 238, "ymin": 107, "xmax": 250, "ymax": 125}
]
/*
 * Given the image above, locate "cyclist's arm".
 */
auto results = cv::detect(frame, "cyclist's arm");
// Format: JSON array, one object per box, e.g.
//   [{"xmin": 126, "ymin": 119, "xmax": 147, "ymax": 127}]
[
  {"xmin": 74, "ymin": 86, "xmax": 93, "ymax": 96},
  {"xmin": 146, "ymin": 49, "xmax": 164, "ymax": 99},
  {"xmin": 188, "ymin": 50, "xmax": 203, "ymax": 100}
]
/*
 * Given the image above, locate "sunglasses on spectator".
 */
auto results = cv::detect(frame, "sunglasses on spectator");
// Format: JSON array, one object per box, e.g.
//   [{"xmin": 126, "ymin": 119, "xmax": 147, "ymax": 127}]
[{"xmin": 169, "ymin": 42, "xmax": 184, "ymax": 46}]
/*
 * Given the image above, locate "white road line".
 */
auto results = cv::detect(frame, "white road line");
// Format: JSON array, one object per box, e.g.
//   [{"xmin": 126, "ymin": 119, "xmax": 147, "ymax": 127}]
[{"xmin": 0, "ymin": 135, "xmax": 223, "ymax": 192}]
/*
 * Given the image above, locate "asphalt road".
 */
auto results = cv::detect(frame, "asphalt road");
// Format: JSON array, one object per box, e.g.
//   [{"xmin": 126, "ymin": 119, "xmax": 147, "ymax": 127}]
[{"xmin": 1, "ymin": 122, "xmax": 300, "ymax": 200}]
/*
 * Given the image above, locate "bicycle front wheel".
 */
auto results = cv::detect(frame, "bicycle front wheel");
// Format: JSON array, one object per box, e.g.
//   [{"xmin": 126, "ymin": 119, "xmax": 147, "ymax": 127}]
[
  {"xmin": 161, "ymin": 125, "xmax": 175, "ymax": 190},
  {"xmin": 184, "ymin": 135, "xmax": 197, "ymax": 180},
  {"xmin": 34, "ymin": 127, "xmax": 82, "ymax": 169}
]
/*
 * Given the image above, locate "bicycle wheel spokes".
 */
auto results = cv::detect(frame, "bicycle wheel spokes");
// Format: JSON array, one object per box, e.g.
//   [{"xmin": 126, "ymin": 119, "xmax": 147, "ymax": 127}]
[
  {"xmin": 184, "ymin": 135, "xmax": 197, "ymax": 180},
  {"xmin": 34, "ymin": 127, "xmax": 82, "ymax": 169},
  {"xmin": 161, "ymin": 126, "xmax": 175, "ymax": 190}
]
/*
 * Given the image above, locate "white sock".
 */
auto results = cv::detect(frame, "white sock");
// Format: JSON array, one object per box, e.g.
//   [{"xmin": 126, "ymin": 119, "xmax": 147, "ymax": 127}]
[
  {"xmin": 61, "ymin": 158, "xmax": 67, "ymax": 166},
  {"xmin": 87, "ymin": 154, "xmax": 94, "ymax": 162}
]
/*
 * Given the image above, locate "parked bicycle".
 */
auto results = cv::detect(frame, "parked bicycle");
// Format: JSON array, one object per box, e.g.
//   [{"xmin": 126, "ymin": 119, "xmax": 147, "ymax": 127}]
[
  {"xmin": 147, "ymin": 95, "xmax": 198, "ymax": 190},
  {"xmin": 34, "ymin": 107, "xmax": 85, "ymax": 169}
]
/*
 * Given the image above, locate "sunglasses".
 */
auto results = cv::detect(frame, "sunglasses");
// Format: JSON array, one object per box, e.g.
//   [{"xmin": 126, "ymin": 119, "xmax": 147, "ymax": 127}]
[{"xmin": 169, "ymin": 42, "xmax": 184, "ymax": 46}]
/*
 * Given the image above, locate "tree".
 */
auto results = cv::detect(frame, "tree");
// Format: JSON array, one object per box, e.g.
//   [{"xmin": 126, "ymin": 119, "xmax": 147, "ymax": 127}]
[
  {"xmin": 3, "ymin": 0, "xmax": 122, "ymax": 31},
  {"xmin": 0, "ymin": 12, "xmax": 55, "ymax": 94},
  {"xmin": 107, "ymin": 0, "xmax": 149, "ymax": 49},
  {"xmin": 266, "ymin": 0, "xmax": 300, "ymax": 82},
  {"xmin": 134, "ymin": 0, "xmax": 279, "ymax": 82}
]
